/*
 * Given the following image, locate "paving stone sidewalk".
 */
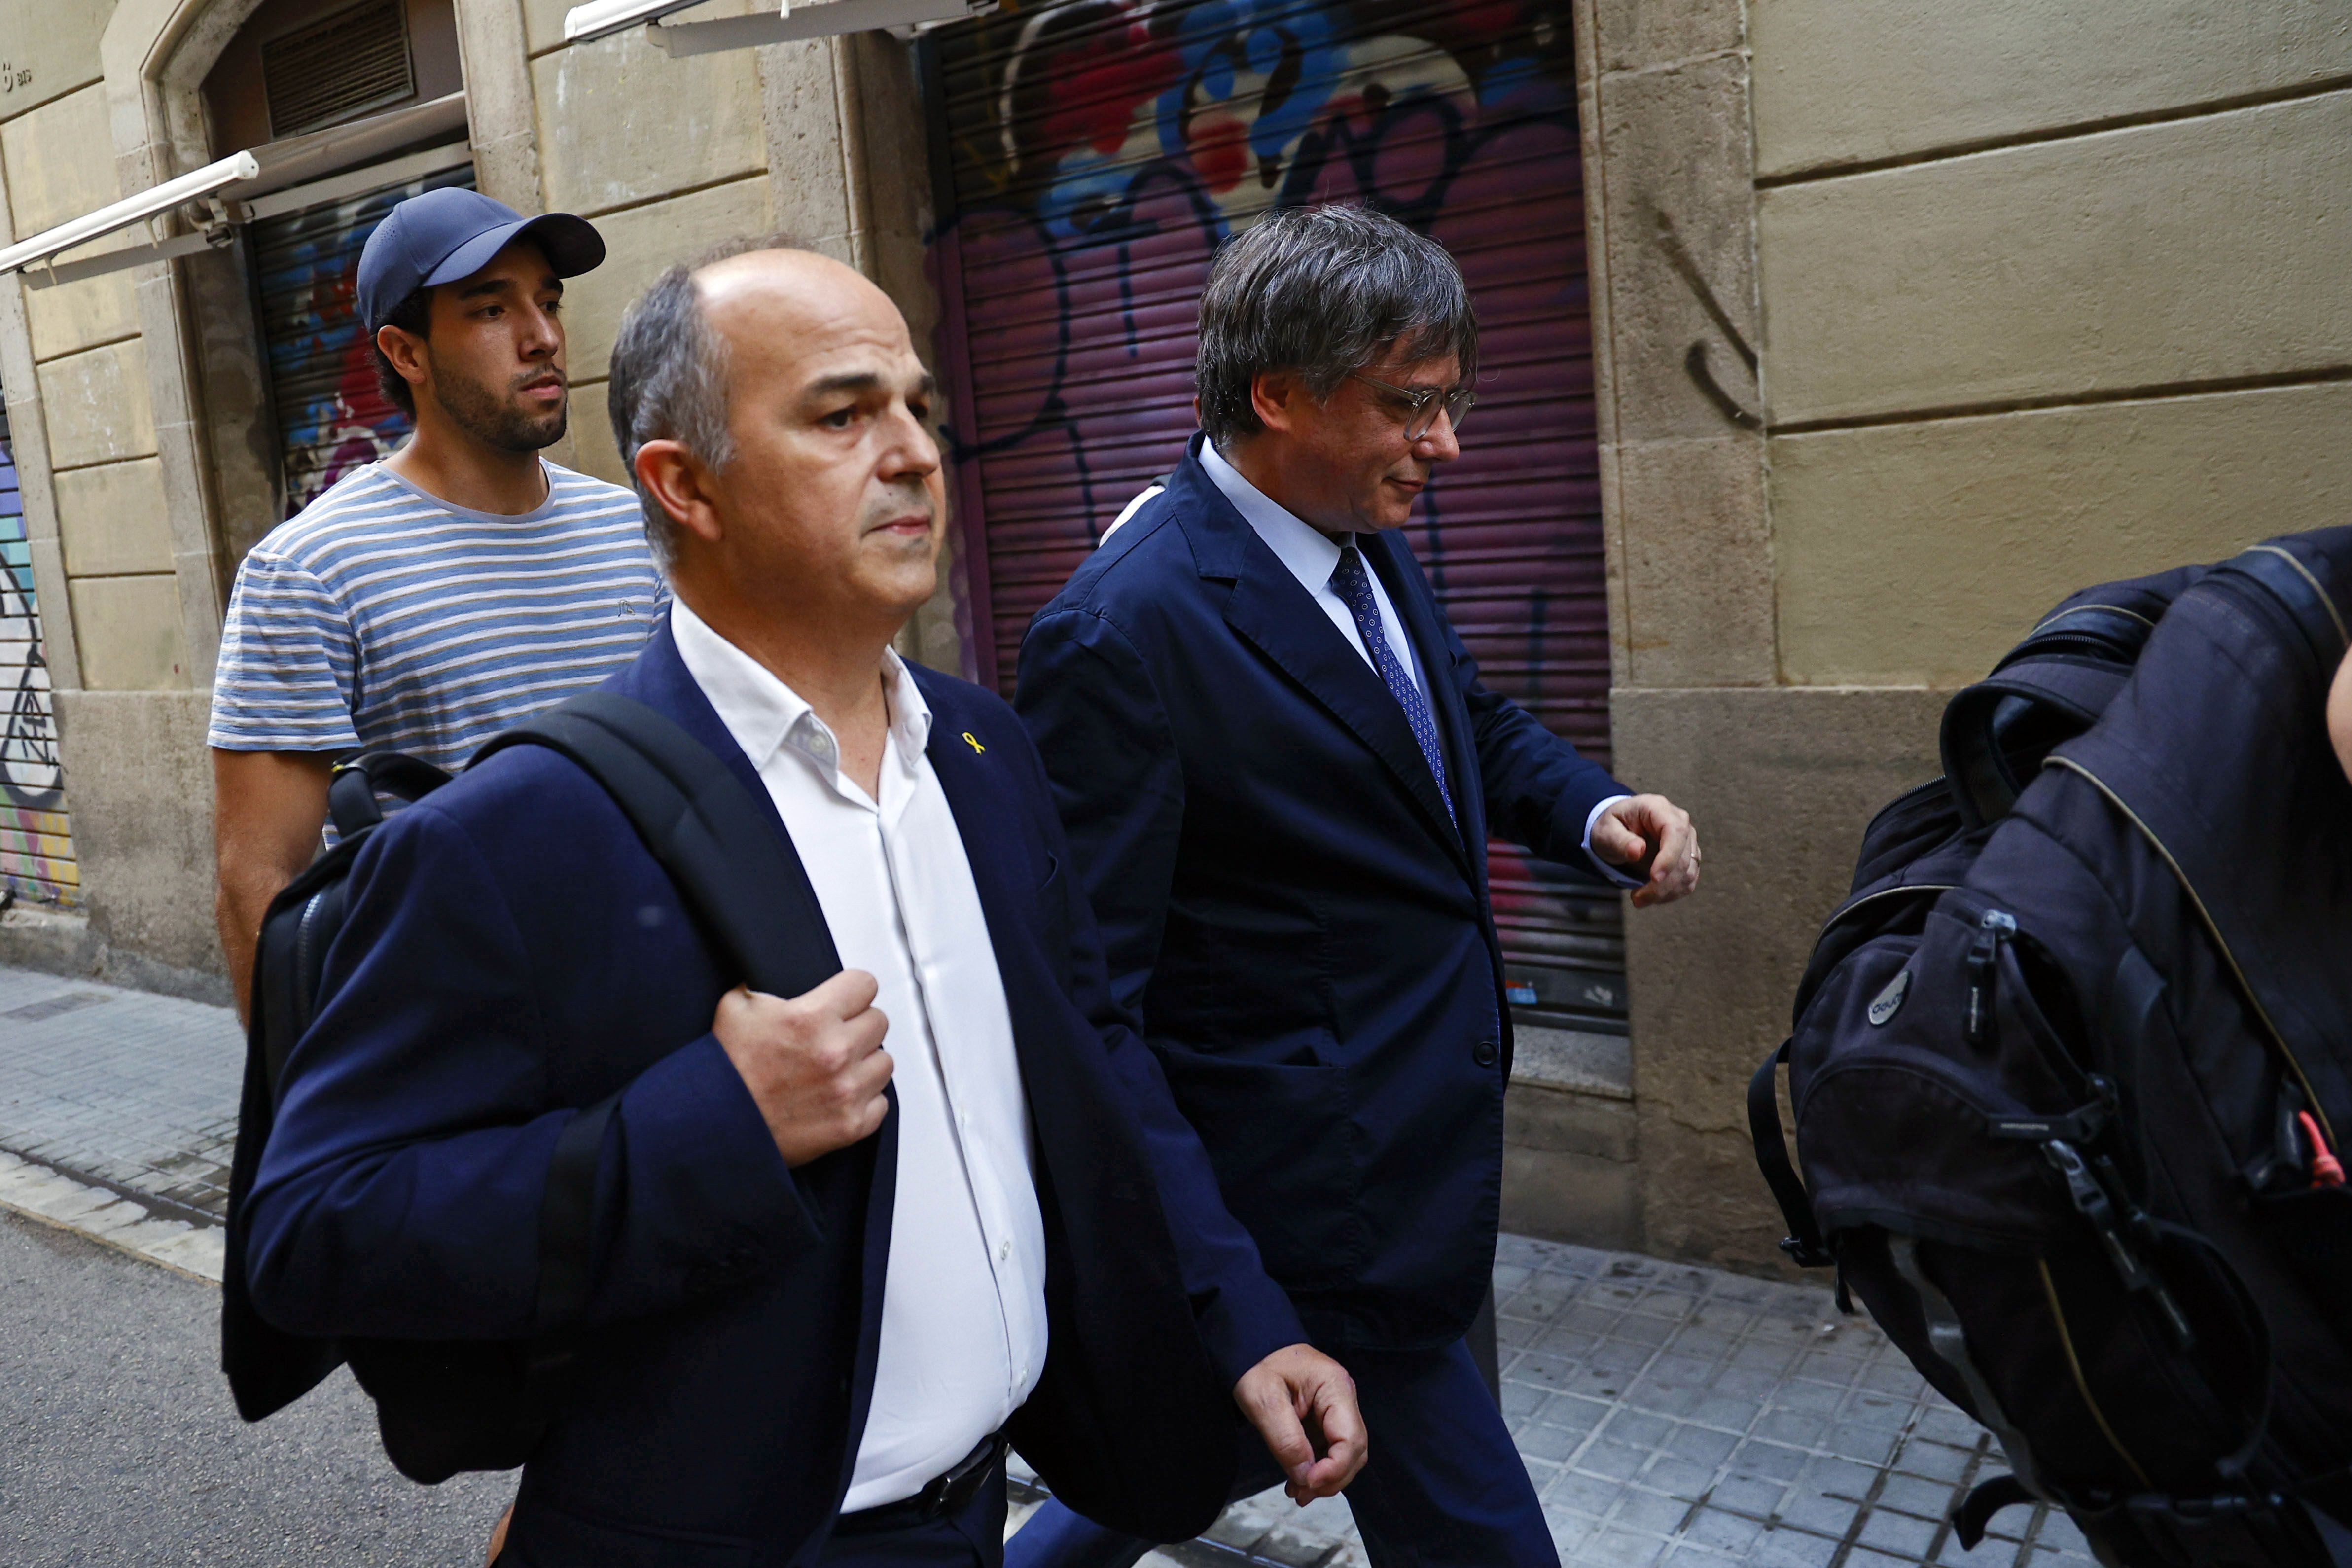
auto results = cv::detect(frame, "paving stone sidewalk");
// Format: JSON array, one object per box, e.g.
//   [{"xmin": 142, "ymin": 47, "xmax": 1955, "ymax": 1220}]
[{"xmin": 0, "ymin": 964, "xmax": 2092, "ymax": 1567}]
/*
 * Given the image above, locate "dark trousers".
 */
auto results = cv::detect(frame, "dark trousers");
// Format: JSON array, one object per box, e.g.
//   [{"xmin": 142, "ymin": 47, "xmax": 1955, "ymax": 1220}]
[
  {"xmin": 1005, "ymin": 1335, "xmax": 1555, "ymax": 1568},
  {"xmin": 492, "ymin": 1469, "xmax": 1006, "ymax": 1568},
  {"xmin": 822, "ymin": 1468, "xmax": 1009, "ymax": 1568}
]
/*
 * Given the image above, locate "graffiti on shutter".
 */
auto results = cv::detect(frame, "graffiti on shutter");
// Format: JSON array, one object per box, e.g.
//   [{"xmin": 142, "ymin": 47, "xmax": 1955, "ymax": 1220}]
[
  {"xmin": 0, "ymin": 390, "xmax": 77, "ymax": 905},
  {"xmin": 253, "ymin": 160, "xmax": 474, "ymax": 519},
  {"xmin": 929, "ymin": 0, "xmax": 1625, "ymax": 1032}
]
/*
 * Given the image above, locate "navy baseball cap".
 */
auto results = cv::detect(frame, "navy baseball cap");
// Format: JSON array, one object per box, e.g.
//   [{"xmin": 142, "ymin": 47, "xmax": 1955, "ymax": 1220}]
[{"xmin": 357, "ymin": 188, "xmax": 605, "ymax": 331}]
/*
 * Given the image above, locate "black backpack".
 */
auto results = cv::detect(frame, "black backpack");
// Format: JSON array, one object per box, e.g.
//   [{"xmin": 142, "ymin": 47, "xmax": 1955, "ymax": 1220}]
[
  {"xmin": 222, "ymin": 690, "xmax": 825, "ymax": 1483},
  {"xmin": 1750, "ymin": 529, "xmax": 2352, "ymax": 1567}
]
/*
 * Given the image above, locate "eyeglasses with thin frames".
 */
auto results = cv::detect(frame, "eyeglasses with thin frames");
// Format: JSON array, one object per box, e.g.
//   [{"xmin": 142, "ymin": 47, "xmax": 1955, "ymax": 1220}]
[{"xmin": 1349, "ymin": 372, "xmax": 1477, "ymax": 441}]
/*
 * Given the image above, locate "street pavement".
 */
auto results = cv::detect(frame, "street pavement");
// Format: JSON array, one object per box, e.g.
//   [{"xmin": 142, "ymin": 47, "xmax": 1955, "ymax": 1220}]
[
  {"xmin": 0, "ymin": 964, "xmax": 2098, "ymax": 1568},
  {"xmin": 0, "ymin": 1209, "xmax": 514, "ymax": 1565}
]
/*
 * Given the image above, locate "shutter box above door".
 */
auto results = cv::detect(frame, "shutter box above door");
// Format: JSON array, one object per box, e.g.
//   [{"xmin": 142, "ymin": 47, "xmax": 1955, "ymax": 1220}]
[{"xmin": 264, "ymin": 0, "xmax": 417, "ymax": 138}]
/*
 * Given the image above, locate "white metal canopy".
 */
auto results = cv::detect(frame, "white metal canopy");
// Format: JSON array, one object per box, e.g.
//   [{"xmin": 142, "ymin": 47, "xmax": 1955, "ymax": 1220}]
[
  {"xmin": 0, "ymin": 92, "xmax": 472, "ymax": 287},
  {"xmin": 565, "ymin": 0, "xmax": 983, "ymax": 55},
  {"xmin": 0, "ymin": 153, "xmax": 260, "ymax": 282}
]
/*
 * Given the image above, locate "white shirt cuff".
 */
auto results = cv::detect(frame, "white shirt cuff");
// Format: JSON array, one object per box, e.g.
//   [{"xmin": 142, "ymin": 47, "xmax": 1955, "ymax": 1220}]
[{"xmin": 1582, "ymin": 794, "xmax": 1645, "ymax": 888}]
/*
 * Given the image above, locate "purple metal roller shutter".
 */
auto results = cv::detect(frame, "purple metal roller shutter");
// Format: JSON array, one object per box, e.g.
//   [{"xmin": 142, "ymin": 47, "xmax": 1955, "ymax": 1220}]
[
  {"xmin": 252, "ymin": 160, "xmax": 475, "ymax": 519},
  {"xmin": 927, "ymin": 0, "xmax": 1626, "ymax": 1031}
]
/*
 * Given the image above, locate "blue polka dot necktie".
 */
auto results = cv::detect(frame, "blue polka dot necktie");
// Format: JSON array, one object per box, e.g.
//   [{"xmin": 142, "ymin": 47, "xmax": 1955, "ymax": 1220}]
[{"xmin": 1331, "ymin": 544, "xmax": 1455, "ymax": 825}]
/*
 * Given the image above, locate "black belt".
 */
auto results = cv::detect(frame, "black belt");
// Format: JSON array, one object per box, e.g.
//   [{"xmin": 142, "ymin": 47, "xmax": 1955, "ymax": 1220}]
[{"xmin": 831, "ymin": 1430, "xmax": 1010, "ymax": 1537}]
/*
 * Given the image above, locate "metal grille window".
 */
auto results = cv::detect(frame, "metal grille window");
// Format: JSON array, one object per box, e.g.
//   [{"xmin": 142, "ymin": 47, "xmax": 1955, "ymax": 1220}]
[
  {"xmin": 263, "ymin": 0, "xmax": 415, "ymax": 138},
  {"xmin": 927, "ymin": 0, "xmax": 1626, "ymax": 1032},
  {"xmin": 0, "ymin": 391, "xmax": 78, "ymax": 906}
]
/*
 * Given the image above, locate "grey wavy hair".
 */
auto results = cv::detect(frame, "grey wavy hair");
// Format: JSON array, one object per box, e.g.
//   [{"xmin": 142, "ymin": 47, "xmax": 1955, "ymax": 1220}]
[
  {"xmin": 606, "ymin": 233, "xmax": 805, "ymax": 567},
  {"xmin": 1194, "ymin": 204, "xmax": 1479, "ymax": 446}
]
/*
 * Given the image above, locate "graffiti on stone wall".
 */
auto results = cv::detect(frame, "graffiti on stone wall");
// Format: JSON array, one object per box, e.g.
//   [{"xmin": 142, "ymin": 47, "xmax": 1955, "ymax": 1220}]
[
  {"xmin": 0, "ymin": 416, "xmax": 78, "ymax": 905},
  {"xmin": 0, "ymin": 435, "xmax": 61, "ymax": 812},
  {"xmin": 0, "ymin": 626, "xmax": 62, "ymax": 811}
]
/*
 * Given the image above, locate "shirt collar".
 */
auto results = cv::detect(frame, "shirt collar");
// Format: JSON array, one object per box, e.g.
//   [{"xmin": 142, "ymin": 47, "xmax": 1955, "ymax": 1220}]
[
  {"xmin": 1200, "ymin": 439, "xmax": 1351, "ymax": 597},
  {"xmin": 668, "ymin": 598, "xmax": 932, "ymax": 788}
]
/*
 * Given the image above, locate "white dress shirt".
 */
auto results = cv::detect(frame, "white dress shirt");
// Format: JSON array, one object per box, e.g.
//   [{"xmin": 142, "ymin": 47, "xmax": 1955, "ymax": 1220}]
[
  {"xmin": 670, "ymin": 600, "xmax": 1048, "ymax": 1511},
  {"xmin": 1190, "ymin": 443, "xmax": 1637, "ymax": 885}
]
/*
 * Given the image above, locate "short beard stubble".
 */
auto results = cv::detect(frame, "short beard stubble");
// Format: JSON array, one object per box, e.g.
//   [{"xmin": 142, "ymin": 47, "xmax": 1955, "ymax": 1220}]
[{"xmin": 429, "ymin": 364, "xmax": 569, "ymax": 453}]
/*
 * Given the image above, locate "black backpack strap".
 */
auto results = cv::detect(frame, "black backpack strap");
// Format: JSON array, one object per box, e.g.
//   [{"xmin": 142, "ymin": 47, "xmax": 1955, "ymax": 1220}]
[
  {"xmin": 1748, "ymin": 1039, "xmax": 1831, "ymax": 1268},
  {"xmin": 1953, "ymin": 1474, "xmax": 2036, "ymax": 1550},
  {"xmin": 326, "ymin": 751, "xmax": 453, "ymax": 839},
  {"xmin": 474, "ymin": 691, "xmax": 840, "ymax": 998},
  {"xmin": 468, "ymin": 691, "xmax": 845, "ymax": 1425}
]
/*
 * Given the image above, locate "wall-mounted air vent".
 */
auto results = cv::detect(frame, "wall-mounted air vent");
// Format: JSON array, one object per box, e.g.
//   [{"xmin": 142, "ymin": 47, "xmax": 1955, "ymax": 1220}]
[{"xmin": 263, "ymin": 1, "xmax": 414, "ymax": 138}]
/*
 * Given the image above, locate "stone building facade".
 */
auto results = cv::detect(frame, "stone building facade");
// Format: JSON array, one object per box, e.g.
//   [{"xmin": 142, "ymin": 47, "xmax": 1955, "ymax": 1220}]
[
  {"xmin": 1584, "ymin": 0, "xmax": 2352, "ymax": 1270},
  {"xmin": 0, "ymin": 0, "xmax": 2344, "ymax": 1271}
]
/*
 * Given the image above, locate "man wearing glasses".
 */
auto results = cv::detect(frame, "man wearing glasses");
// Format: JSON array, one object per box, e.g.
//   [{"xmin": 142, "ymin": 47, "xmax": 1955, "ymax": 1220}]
[{"xmin": 1009, "ymin": 204, "xmax": 1700, "ymax": 1567}]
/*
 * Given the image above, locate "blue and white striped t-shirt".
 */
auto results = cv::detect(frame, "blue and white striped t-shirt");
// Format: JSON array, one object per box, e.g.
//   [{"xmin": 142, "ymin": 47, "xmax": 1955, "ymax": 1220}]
[{"xmin": 208, "ymin": 461, "xmax": 666, "ymax": 772}]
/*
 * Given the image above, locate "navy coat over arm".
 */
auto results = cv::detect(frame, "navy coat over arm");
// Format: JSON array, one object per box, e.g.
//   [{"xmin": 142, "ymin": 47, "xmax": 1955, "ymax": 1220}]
[
  {"xmin": 1014, "ymin": 436, "xmax": 1628, "ymax": 1352},
  {"xmin": 240, "ymin": 622, "xmax": 1302, "ymax": 1566}
]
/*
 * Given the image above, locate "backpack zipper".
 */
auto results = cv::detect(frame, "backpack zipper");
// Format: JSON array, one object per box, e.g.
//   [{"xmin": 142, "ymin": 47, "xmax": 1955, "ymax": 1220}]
[
  {"xmin": 1793, "ymin": 883, "xmax": 1963, "ymax": 1020},
  {"xmin": 1964, "ymin": 909, "xmax": 2016, "ymax": 1047},
  {"xmin": 1817, "ymin": 882, "xmax": 1961, "ymax": 946},
  {"xmin": 2045, "ymin": 754, "xmax": 2334, "ymax": 1148}
]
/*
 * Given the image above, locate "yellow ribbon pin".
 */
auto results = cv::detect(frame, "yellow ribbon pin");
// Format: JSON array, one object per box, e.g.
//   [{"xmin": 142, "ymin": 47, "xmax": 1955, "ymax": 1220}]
[{"xmin": 962, "ymin": 731, "xmax": 986, "ymax": 754}]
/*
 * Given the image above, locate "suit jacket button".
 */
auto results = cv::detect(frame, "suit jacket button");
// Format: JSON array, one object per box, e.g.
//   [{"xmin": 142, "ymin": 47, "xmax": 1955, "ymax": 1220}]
[{"xmin": 1472, "ymin": 1041, "xmax": 1498, "ymax": 1069}]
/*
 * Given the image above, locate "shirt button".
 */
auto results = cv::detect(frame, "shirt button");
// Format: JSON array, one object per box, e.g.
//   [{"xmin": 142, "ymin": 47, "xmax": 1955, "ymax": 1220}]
[
  {"xmin": 998, "ymin": 1238, "xmax": 1012, "ymax": 1262},
  {"xmin": 1472, "ymin": 1041, "xmax": 1499, "ymax": 1069}
]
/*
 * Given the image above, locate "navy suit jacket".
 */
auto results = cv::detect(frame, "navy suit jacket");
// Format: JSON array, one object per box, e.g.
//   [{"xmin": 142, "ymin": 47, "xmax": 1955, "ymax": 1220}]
[
  {"xmin": 242, "ymin": 623, "xmax": 1303, "ymax": 1566},
  {"xmin": 1015, "ymin": 436, "xmax": 1628, "ymax": 1351}
]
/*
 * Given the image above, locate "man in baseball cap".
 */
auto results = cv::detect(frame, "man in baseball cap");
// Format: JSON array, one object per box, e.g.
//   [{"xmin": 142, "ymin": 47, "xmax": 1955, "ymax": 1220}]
[
  {"xmin": 210, "ymin": 185, "xmax": 662, "ymax": 1047},
  {"xmin": 356, "ymin": 187, "xmax": 606, "ymax": 461},
  {"xmin": 356, "ymin": 186, "xmax": 604, "ymax": 334}
]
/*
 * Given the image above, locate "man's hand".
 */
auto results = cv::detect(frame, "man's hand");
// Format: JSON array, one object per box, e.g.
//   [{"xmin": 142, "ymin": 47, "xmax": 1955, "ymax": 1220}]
[
  {"xmin": 713, "ymin": 971, "xmax": 893, "ymax": 1166},
  {"xmin": 1591, "ymin": 794, "xmax": 1701, "ymax": 909},
  {"xmin": 1233, "ymin": 1344, "xmax": 1367, "ymax": 1505}
]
